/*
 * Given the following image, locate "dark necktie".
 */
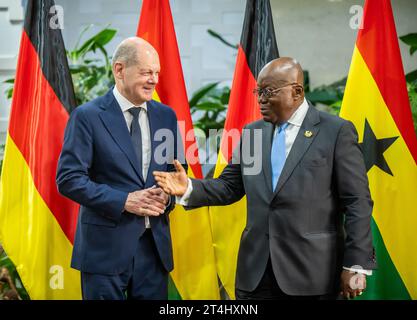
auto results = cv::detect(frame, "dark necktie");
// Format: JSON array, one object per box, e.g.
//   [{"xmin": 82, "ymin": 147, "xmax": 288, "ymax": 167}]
[{"xmin": 128, "ymin": 107, "xmax": 143, "ymax": 172}]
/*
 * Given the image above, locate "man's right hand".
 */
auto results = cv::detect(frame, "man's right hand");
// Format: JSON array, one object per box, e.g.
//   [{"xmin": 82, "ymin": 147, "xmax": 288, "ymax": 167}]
[
  {"xmin": 124, "ymin": 188, "xmax": 166, "ymax": 217},
  {"xmin": 153, "ymin": 160, "xmax": 188, "ymax": 196}
]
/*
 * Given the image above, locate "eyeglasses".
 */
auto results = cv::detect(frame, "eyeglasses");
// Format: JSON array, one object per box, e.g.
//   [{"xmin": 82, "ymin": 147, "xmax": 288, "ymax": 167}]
[{"xmin": 253, "ymin": 83, "xmax": 301, "ymax": 99}]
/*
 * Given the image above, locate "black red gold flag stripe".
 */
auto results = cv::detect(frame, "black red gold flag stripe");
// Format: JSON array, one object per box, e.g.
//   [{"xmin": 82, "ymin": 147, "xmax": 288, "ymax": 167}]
[
  {"xmin": 0, "ymin": 0, "xmax": 81, "ymax": 299},
  {"xmin": 210, "ymin": 0, "xmax": 279, "ymax": 299}
]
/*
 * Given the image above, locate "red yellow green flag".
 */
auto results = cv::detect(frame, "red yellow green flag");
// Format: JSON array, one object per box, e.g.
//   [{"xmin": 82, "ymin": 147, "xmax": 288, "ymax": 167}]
[
  {"xmin": 137, "ymin": 0, "xmax": 219, "ymax": 299},
  {"xmin": 0, "ymin": 0, "xmax": 81, "ymax": 299},
  {"xmin": 340, "ymin": 0, "xmax": 417, "ymax": 299},
  {"xmin": 210, "ymin": 0, "xmax": 279, "ymax": 299}
]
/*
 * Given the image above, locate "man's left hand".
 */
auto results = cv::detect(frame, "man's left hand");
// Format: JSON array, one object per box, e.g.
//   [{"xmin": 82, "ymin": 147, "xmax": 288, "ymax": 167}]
[
  {"xmin": 340, "ymin": 270, "xmax": 366, "ymax": 299},
  {"xmin": 148, "ymin": 187, "xmax": 170, "ymax": 206}
]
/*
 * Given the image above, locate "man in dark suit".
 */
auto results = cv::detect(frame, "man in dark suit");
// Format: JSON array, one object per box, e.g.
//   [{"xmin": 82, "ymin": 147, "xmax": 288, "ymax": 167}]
[
  {"xmin": 56, "ymin": 37, "xmax": 184, "ymax": 299},
  {"xmin": 154, "ymin": 57, "xmax": 376, "ymax": 300}
]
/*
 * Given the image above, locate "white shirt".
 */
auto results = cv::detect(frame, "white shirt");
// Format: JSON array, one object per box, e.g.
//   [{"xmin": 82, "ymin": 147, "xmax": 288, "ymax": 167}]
[
  {"xmin": 177, "ymin": 98, "xmax": 371, "ymax": 275},
  {"xmin": 277, "ymin": 98, "xmax": 309, "ymax": 158},
  {"xmin": 177, "ymin": 98, "xmax": 309, "ymax": 205},
  {"xmin": 113, "ymin": 86, "xmax": 152, "ymax": 228}
]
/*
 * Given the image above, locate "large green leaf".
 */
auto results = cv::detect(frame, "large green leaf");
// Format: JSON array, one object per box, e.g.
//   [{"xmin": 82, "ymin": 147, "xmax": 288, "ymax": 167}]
[
  {"xmin": 207, "ymin": 29, "xmax": 238, "ymax": 50},
  {"xmin": 189, "ymin": 82, "xmax": 219, "ymax": 107},
  {"xmin": 70, "ymin": 28, "xmax": 117, "ymax": 62},
  {"xmin": 194, "ymin": 101, "xmax": 226, "ymax": 112},
  {"xmin": 405, "ymin": 70, "xmax": 417, "ymax": 83},
  {"xmin": 400, "ymin": 33, "xmax": 417, "ymax": 56}
]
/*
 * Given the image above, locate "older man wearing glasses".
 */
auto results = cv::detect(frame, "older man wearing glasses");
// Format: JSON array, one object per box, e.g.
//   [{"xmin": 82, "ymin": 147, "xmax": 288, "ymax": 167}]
[{"xmin": 154, "ymin": 57, "xmax": 376, "ymax": 300}]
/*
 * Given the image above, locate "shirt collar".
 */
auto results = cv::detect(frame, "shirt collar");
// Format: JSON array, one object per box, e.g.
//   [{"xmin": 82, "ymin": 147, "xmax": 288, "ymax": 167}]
[
  {"xmin": 112, "ymin": 85, "xmax": 147, "ymax": 113},
  {"xmin": 287, "ymin": 98, "xmax": 309, "ymax": 127}
]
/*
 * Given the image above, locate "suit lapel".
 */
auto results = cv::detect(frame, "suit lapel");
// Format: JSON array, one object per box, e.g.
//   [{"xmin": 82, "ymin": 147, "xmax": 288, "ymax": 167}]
[
  {"xmin": 262, "ymin": 121, "xmax": 275, "ymax": 194},
  {"xmin": 271, "ymin": 103, "xmax": 320, "ymax": 200},
  {"xmin": 98, "ymin": 90, "xmax": 145, "ymax": 184}
]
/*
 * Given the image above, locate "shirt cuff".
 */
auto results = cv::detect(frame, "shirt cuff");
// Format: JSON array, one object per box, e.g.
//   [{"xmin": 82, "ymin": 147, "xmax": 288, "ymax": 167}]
[
  {"xmin": 176, "ymin": 178, "xmax": 193, "ymax": 205},
  {"xmin": 343, "ymin": 266, "xmax": 373, "ymax": 276}
]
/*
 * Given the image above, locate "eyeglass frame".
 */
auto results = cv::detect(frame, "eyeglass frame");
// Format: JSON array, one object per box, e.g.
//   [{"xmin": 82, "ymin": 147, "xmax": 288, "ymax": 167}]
[{"xmin": 253, "ymin": 82, "xmax": 302, "ymax": 99}]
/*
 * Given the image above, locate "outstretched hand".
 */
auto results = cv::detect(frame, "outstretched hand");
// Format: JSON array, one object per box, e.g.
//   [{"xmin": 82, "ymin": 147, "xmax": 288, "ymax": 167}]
[{"xmin": 153, "ymin": 160, "xmax": 188, "ymax": 196}]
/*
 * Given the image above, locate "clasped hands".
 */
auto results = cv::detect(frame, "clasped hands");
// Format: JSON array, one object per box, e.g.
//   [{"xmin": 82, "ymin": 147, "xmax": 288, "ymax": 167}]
[{"xmin": 124, "ymin": 186, "xmax": 169, "ymax": 217}]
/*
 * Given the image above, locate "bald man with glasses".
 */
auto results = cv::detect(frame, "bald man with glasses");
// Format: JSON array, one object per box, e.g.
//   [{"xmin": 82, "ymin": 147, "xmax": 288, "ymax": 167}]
[{"xmin": 154, "ymin": 57, "xmax": 376, "ymax": 300}]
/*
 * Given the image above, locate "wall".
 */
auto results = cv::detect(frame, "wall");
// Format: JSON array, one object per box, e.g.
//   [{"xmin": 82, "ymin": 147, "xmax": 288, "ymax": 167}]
[{"xmin": 0, "ymin": 0, "xmax": 416, "ymax": 152}]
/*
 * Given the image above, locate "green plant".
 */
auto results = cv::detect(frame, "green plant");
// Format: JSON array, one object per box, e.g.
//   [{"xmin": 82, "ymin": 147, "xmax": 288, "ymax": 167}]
[
  {"xmin": 3, "ymin": 79, "xmax": 14, "ymax": 100},
  {"xmin": 0, "ymin": 245, "xmax": 29, "ymax": 300},
  {"xmin": 305, "ymin": 77, "xmax": 346, "ymax": 115},
  {"xmin": 408, "ymin": 81, "xmax": 417, "ymax": 132},
  {"xmin": 189, "ymin": 82, "xmax": 230, "ymax": 137},
  {"xmin": 207, "ymin": 29, "xmax": 238, "ymax": 50},
  {"xmin": 400, "ymin": 33, "xmax": 417, "ymax": 133},
  {"xmin": 67, "ymin": 25, "xmax": 117, "ymax": 105},
  {"xmin": 400, "ymin": 33, "xmax": 417, "ymax": 57}
]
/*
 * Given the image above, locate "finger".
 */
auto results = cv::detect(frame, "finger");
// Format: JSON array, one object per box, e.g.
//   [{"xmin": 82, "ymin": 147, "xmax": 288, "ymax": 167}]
[
  {"xmin": 173, "ymin": 159, "xmax": 185, "ymax": 173},
  {"xmin": 148, "ymin": 188, "xmax": 163, "ymax": 196},
  {"xmin": 141, "ymin": 205, "xmax": 164, "ymax": 216},
  {"xmin": 154, "ymin": 176, "xmax": 167, "ymax": 185},
  {"xmin": 153, "ymin": 171, "xmax": 168, "ymax": 179},
  {"xmin": 147, "ymin": 193, "xmax": 163, "ymax": 200},
  {"xmin": 154, "ymin": 178, "xmax": 168, "ymax": 190},
  {"xmin": 144, "ymin": 198, "xmax": 165, "ymax": 210},
  {"xmin": 148, "ymin": 195, "xmax": 166, "ymax": 205},
  {"xmin": 154, "ymin": 180, "xmax": 173, "ymax": 195},
  {"xmin": 343, "ymin": 290, "xmax": 350, "ymax": 299}
]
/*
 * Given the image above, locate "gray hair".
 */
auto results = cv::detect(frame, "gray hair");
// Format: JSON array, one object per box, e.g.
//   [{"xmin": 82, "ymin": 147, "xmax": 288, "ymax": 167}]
[{"xmin": 112, "ymin": 41, "xmax": 139, "ymax": 68}]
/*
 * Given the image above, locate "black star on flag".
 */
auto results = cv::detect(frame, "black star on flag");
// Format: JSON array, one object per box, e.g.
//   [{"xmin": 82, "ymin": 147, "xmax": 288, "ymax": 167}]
[{"xmin": 360, "ymin": 119, "xmax": 398, "ymax": 176}]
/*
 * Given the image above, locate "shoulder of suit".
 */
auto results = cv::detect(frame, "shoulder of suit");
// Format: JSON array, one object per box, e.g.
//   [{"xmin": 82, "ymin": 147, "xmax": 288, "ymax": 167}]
[
  {"xmin": 73, "ymin": 94, "xmax": 107, "ymax": 116},
  {"xmin": 148, "ymin": 100, "xmax": 177, "ymax": 117},
  {"xmin": 316, "ymin": 108, "xmax": 350, "ymax": 128},
  {"xmin": 244, "ymin": 119, "xmax": 265, "ymax": 130}
]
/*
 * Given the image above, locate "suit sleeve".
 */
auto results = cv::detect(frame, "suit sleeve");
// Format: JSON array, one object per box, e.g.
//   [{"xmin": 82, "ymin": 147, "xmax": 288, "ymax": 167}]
[
  {"xmin": 334, "ymin": 120, "xmax": 376, "ymax": 270},
  {"xmin": 165, "ymin": 119, "xmax": 188, "ymax": 214},
  {"xmin": 187, "ymin": 140, "xmax": 245, "ymax": 208},
  {"xmin": 56, "ymin": 107, "xmax": 128, "ymax": 222}
]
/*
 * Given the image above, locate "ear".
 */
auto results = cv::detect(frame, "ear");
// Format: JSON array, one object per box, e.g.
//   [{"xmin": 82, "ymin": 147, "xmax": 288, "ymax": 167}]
[
  {"xmin": 113, "ymin": 62, "xmax": 124, "ymax": 80},
  {"xmin": 293, "ymin": 85, "xmax": 304, "ymax": 100}
]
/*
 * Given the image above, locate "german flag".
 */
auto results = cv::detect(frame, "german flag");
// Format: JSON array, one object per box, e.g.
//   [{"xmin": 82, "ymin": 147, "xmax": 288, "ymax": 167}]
[
  {"xmin": 210, "ymin": 0, "xmax": 279, "ymax": 299},
  {"xmin": 0, "ymin": 0, "xmax": 81, "ymax": 299},
  {"xmin": 340, "ymin": 0, "xmax": 417, "ymax": 299},
  {"xmin": 137, "ymin": 0, "xmax": 219, "ymax": 299}
]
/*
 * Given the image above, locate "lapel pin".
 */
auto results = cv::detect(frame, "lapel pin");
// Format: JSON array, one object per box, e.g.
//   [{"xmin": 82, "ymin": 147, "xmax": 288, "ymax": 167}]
[{"xmin": 304, "ymin": 130, "xmax": 313, "ymax": 138}]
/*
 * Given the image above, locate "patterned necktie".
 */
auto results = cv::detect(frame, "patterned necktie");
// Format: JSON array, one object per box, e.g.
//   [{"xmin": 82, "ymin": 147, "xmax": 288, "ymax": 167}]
[
  {"xmin": 128, "ymin": 107, "xmax": 143, "ymax": 172},
  {"xmin": 271, "ymin": 122, "xmax": 289, "ymax": 191}
]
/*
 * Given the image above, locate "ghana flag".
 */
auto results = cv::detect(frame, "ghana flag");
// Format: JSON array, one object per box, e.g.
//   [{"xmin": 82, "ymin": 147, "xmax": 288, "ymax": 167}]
[
  {"xmin": 210, "ymin": 0, "xmax": 279, "ymax": 299},
  {"xmin": 137, "ymin": 0, "xmax": 219, "ymax": 299},
  {"xmin": 340, "ymin": 0, "xmax": 417, "ymax": 299},
  {"xmin": 0, "ymin": 0, "xmax": 81, "ymax": 299}
]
